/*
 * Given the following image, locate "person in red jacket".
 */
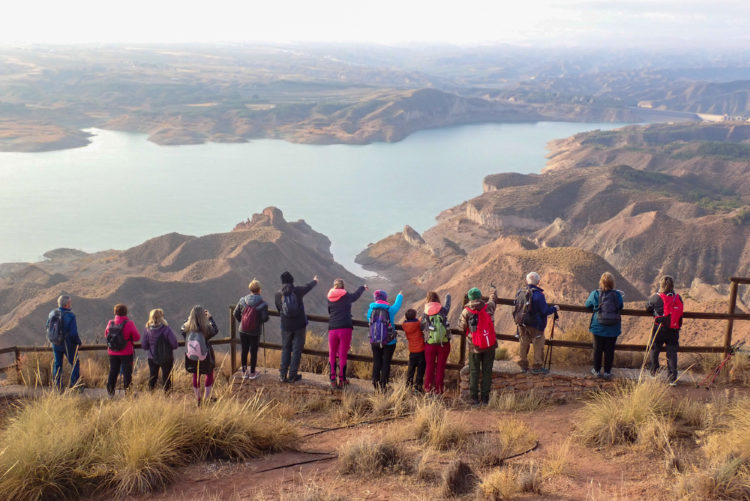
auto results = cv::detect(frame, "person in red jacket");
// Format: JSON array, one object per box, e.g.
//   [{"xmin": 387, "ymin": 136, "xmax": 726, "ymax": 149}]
[{"xmin": 105, "ymin": 303, "xmax": 141, "ymax": 397}]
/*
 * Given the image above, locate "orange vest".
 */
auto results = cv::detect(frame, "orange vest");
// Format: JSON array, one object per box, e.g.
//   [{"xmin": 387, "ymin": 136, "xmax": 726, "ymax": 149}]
[{"xmin": 402, "ymin": 320, "xmax": 425, "ymax": 353}]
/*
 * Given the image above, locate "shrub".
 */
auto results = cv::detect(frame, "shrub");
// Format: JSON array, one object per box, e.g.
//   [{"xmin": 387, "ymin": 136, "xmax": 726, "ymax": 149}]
[
  {"xmin": 411, "ymin": 398, "xmax": 467, "ymax": 450},
  {"xmin": 489, "ymin": 390, "xmax": 547, "ymax": 412},
  {"xmin": 497, "ymin": 417, "xmax": 538, "ymax": 459},
  {"xmin": 441, "ymin": 460, "xmax": 476, "ymax": 497},
  {"xmin": 337, "ymin": 438, "xmax": 413, "ymax": 476}
]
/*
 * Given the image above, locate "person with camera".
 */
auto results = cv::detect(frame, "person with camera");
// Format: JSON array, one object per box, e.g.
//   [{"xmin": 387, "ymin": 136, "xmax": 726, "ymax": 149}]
[{"xmin": 458, "ymin": 286, "xmax": 498, "ymax": 405}]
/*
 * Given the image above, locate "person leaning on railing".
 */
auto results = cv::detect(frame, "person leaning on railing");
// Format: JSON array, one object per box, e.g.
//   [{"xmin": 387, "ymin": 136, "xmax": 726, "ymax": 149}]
[{"xmin": 585, "ymin": 272, "xmax": 624, "ymax": 380}]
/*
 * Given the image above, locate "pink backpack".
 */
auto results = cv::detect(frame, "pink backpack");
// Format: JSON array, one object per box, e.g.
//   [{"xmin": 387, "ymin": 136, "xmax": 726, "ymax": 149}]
[{"xmin": 186, "ymin": 331, "xmax": 208, "ymax": 361}]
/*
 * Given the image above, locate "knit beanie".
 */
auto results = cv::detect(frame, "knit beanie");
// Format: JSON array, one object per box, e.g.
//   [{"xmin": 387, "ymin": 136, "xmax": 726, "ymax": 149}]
[
  {"xmin": 280, "ymin": 271, "xmax": 294, "ymax": 284},
  {"xmin": 374, "ymin": 290, "xmax": 388, "ymax": 301},
  {"xmin": 467, "ymin": 288, "xmax": 482, "ymax": 301}
]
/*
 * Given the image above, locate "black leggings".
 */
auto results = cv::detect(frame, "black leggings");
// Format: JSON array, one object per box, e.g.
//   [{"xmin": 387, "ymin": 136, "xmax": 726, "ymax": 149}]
[
  {"xmin": 371, "ymin": 343, "xmax": 396, "ymax": 390},
  {"xmin": 240, "ymin": 333, "xmax": 260, "ymax": 372},
  {"xmin": 592, "ymin": 335, "xmax": 617, "ymax": 373},
  {"xmin": 148, "ymin": 358, "xmax": 174, "ymax": 392}
]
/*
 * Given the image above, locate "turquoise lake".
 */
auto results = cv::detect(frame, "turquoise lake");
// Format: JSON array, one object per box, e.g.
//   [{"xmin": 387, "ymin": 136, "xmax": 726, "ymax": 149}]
[{"xmin": 0, "ymin": 122, "xmax": 625, "ymax": 274}]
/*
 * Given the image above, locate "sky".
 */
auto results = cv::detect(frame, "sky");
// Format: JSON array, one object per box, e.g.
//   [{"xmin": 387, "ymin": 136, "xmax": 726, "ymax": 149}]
[{"xmin": 2, "ymin": 0, "xmax": 749, "ymax": 48}]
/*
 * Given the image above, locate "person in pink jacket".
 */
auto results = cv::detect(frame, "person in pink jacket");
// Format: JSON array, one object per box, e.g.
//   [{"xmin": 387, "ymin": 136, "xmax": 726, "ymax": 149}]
[{"xmin": 105, "ymin": 303, "xmax": 141, "ymax": 397}]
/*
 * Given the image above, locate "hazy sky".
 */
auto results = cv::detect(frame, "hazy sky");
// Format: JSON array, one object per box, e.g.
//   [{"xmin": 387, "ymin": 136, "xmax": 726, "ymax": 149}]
[{"xmin": 3, "ymin": 0, "xmax": 749, "ymax": 47}]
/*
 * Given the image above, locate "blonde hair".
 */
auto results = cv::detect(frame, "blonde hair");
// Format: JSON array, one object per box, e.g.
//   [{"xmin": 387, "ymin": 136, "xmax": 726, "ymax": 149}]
[
  {"xmin": 659, "ymin": 276, "xmax": 675, "ymax": 294},
  {"xmin": 333, "ymin": 279, "xmax": 345, "ymax": 289},
  {"xmin": 249, "ymin": 279, "xmax": 262, "ymax": 294},
  {"xmin": 599, "ymin": 272, "xmax": 615, "ymax": 291},
  {"xmin": 185, "ymin": 305, "xmax": 211, "ymax": 336},
  {"xmin": 147, "ymin": 308, "xmax": 167, "ymax": 327}
]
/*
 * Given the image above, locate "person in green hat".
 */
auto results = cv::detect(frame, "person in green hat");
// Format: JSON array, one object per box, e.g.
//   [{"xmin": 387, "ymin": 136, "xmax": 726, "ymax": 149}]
[{"xmin": 458, "ymin": 286, "xmax": 498, "ymax": 405}]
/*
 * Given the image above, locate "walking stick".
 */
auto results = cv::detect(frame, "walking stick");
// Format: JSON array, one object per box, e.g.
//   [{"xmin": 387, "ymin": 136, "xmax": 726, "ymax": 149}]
[
  {"xmin": 696, "ymin": 340, "xmax": 745, "ymax": 389},
  {"xmin": 544, "ymin": 312, "xmax": 558, "ymax": 371},
  {"xmin": 638, "ymin": 322, "xmax": 661, "ymax": 382}
]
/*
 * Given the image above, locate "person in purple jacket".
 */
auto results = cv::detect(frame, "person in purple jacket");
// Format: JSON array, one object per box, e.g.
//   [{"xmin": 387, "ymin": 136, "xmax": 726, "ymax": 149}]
[{"xmin": 141, "ymin": 308, "xmax": 179, "ymax": 392}]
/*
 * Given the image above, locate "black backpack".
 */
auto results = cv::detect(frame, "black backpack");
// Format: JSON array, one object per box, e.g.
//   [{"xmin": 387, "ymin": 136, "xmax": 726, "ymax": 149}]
[
  {"xmin": 512, "ymin": 286, "xmax": 535, "ymax": 327},
  {"xmin": 106, "ymin": 320, "xmax": 129, "ymax": 351},
  {"xmin": 46, "ymin": 308, "xmax": 66, "ymax": 346},
  {"xmin": 281, "ymin": 291, "xmax": 300, "ymax": 317},
  {"xmin": 153, "ymin": 332, "xmax": 173, "ymax": 365},
  {"xmin": 596, "ymin": 289, "xmax": 621, "ymax": 326}
]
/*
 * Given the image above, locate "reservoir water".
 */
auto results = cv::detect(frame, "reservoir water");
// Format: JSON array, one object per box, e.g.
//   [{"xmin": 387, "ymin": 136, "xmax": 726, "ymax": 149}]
[{"xmin": 0, "ymin": 122, "xmax": 625, "ymax": 274}]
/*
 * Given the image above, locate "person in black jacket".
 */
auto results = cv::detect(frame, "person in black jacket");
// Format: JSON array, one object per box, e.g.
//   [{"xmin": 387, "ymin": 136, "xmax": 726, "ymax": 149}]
[
  {"xmin": 327, "ymin": 278, "xmax": 367, "ymax": 389},
  {"xmin": 274, "ymin": 271, "xmax": 318, "ymax": 383},
  {"xmin": 646, "ymin": 275, "xmax": 683, "ymax": 385},
  {"xmin": 233, "ymin": 279, "xmax": 270, "ymax": 379}
]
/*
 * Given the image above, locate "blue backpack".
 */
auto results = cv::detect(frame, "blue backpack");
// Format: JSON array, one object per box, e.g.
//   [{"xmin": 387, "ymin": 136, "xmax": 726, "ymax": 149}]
[{"xmin": 369, "ymin": 308, "xmax": 394, "ymax": 346}]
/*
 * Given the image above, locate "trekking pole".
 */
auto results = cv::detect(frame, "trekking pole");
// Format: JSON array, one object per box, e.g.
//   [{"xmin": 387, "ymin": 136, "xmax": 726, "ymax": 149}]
[
  {"xmin": 638, "ymin": 323, "xmax": 661, "ymax": 383},
  {"xmin": 544, "ymin": 312, "xmax": 558, "ymax": 371},
  {"xmin": 696, "ymin": 341, "xmax": 745, "ymax": 389}
]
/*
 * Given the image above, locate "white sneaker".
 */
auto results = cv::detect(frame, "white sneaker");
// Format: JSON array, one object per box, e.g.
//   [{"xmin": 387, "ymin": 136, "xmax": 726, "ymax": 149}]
[
  {"xmin": 242, "ymin": 369, "xmax": 251, "ymax": 379},
  {"xmin": 248, "ymin": 372, "xmax": 259, "ymax": 380}
]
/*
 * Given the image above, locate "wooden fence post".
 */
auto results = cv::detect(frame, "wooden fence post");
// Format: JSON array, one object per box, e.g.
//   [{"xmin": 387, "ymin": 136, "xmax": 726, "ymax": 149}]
[
  {"xmin": 724, "ymin": 279, "xmax": 739, "ymax": 356},
  {"xmin": 229, "ymin": 306, "xmax": 237, "ymax": 375},
  {"xmin": 14, "ymin": 347, "xmax": 21, "ymax": 383}
]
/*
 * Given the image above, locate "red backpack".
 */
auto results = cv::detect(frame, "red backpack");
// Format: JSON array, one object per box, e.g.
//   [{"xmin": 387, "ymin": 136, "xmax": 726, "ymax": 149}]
[
  {"xmin": 240, "ymin": 303, "xmax": 259, "ymax": 332},
  {"xmin": 658, "ymin": 293, "xmax": 683, "ymax": 329},
  {"xmin": 465, "ymin": 304, "xmax": 497, "ymax": 350}
]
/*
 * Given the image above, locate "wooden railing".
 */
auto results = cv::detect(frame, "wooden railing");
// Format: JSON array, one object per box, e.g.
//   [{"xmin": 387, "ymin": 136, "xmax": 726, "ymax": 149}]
[{"xmin": 2, "ymin": 277, "xmax": 748, "ymax": 380}]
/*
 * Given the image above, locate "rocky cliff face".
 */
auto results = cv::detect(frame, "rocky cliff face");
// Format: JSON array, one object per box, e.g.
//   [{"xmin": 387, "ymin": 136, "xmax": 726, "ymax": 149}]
[{"xmin": 0, "ymin": 208, "xmax": 361, "ymax": 347}]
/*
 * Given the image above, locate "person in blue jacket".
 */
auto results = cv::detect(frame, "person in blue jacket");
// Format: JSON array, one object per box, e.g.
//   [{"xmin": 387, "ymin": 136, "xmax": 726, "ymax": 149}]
[
  {"xmin": 366, "ymin": 289, "xmax": 403, "ymax": 390},
  {"xmin": 47, "ymin": 294, "xmax": 83, "ymax": 389},
  {"xmin": 518, "ymin": 272, "xmax": 559, "ymax": 374},
  {"xmin": 585, "ymin": 272, "xmax": 624, "ymax": 380}
]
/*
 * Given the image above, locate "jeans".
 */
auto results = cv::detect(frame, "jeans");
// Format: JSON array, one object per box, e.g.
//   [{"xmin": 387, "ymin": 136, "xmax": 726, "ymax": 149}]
[
  {"xmin": 649, "ymin": 324, "xmax": 679, "ymax": 382},
  {"xmin": 469, "ymin": 349, "xmax": 495, "ymax": 402},
  {"xmin": 371, "ymin": 343, "xmax": 396, "ymax": 390},
  {"xmin": 107, "ymin": 354, "xmax": 133, "ymax": 395},
  {"xmin": 592, "ymin": 335, "xmax": 617, "ymax": 373},
  {"xmin": 518, "ymin": 326, "xmax": 545, "ymax": 370},
  {"xmin": 406, "ymin": 351, "xmax": 426, "ymax": 389},
  {"xmin": 424, "ymin": 343, "xmax": 451, "ymax": 394},
  {"xmin": 148, "ymin": 358, "xmax": 174, "ymax": 392},
  {"xmin": 280, "ymin": 328, "xmax": 306, "ymax": 379},
  {"xmin": 53, "ymin": 345, "xmax": 80, "ymax": 388},
  {"xmin": 240, "ymin": 333, "xmax": 260, "ymax": 372}
]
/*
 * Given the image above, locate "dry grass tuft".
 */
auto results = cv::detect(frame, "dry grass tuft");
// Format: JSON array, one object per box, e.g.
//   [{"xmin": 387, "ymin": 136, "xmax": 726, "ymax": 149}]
[
  {"xmin": 479, "ymin": 463, "xmax": 542, "ymax": 499},
  {"xmin": 411, "ymin": 398, "xmax": 468, "ymax": 450},
  {"xmin": 541, "ymin": 438, "xmax": 573, "ymax": 479},
  {"xmin": 497, "ymin": 417, "xmax": 538, "ymax": 459},
  {"xmin": 472, "ymin": 434, "xmax": 505, "ymax": 469},
  {"xmin": 488, "ymin": 390, "xmax": 548, "ymax": 412},
  {"xmin": 441, "ymin": 460, "xmax": 476, "ymax": 497},
  {"xmin": 366, "ymin": 379, "xmax": 417, "ymax": 419},
  {"xmin": 575, "ymin": 379, "xmax": 673, "ymax": 449},
  {"xmin": 337, "ymin": 438, "xmax": 413, "ymax": 476}
]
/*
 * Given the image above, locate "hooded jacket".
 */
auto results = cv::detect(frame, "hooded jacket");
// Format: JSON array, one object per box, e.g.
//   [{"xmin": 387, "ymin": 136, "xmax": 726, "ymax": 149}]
[
  {"xmin": 105, "ymin": 315, "xmax": 141, "ymax": 356},
  {"xmin": 420, "ymin": 294, "xmax": 452, "ymax": 344},
  {"xmin": 141, "ymin": 323, "xmax": 179, "ymax": 360},
  {"xmin": 458, "ymin": 294, "xmax": 498, "ymax": 354},
  {"xmin": 525, "ymin": 285, "xmax": 557, "ymax": 331},
  {"xmin": 233, "ymin": 293, "xmax": 270, "ymax": 335},
  {"xmin": 274, "ymin": 279, "xmax": 318, "ymax": 331},
  {"xmin": 366, "ymin": 293, "xmax": 404, "ymax": 346},
  {"xmin": 327, "ymin": 286, "xmax": 366, "ymax": 330}
]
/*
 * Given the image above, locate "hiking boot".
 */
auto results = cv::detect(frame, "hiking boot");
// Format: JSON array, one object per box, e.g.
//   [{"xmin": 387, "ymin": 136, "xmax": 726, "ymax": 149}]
[
  {"xmin": 531, "ymin": 367, "xmax": 550, "ymax": 375},
  {"xmin": 602, "ymin": 372, "xmax": 613, "ymax": 380},
  {"xmin": 519, "ymin": 366, "xmax": 529, "ymax": 374},
  {"xmin": 279, "ymin": 375, "xmax": 289, "ymax": 383},
  {"xmin": 339, "ymin": 379, "xmax": 350, "ymax": 390},
  {"xmin": 590, "ymin": 368, "xmax": 601, "ymax": 378},
  {"xmin": 471, "ymin": 397, "xmax": 481, "ymax": 406},
  {"xmin": 289, "ymin": 374, "xmax": 302, "ymax": 383},
  {"xmin": 330, "ymin": 379, "xmax": 338, "ymax": 389}
]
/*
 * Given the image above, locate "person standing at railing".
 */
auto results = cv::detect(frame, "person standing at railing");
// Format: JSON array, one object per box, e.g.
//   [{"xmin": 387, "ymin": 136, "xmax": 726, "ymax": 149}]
[
  {"xmin": 233, "ymin": 279, "xmax": 270, "ymax": 379},
  {"xmin": 458, "ymin": 287, "xmax": 498, "ymax": 406},
  {"xmin": 105, "ymin": 303, "xmax": 140, "ymax": 397},
  {"xmin": 141, "ymin": 308, "xmax": 179, "ymax": 392},
  {"xmin": 327, "ymin": 278, "xmax": 367, "ymax": 389},
  {"xmin": 515, "ymin": 272, "xmax": 560, "ymax": 375},
  {"xmin": 402, "ymin": 308, "xmax": 426, "ymax": 392},
  {"xmin": 47, "ymin": 294, "xmax": 82, "ymax": 390},
  {"xmin": 182, "ymin": 305, "xmax": 219, "ymax": 405},
  {"xmin": 367, "ymin": 289, "xmax": 403, "ymax": 391},
  {"xmin": 275, "ymin": 271, "xmax": 318, "ymax": 384},
  {"xmin": 585, "ymin": 272, "xmax": 624, "ymax": 380},
  {"xmin": 646, "ymin": 275, "xmax": 684, "ymax": 386},
  {"xmin": 421, "ymin": 291, "xmax": 452, "ymax": 395}
]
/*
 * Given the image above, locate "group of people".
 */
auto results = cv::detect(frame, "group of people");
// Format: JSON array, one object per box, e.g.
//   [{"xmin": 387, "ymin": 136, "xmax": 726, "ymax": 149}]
[{"xmin": 46, "ymin": 269, "xmax": 684, "ymax": 404}]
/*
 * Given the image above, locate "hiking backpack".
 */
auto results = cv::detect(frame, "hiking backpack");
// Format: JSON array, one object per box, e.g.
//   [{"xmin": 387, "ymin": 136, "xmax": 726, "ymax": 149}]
[
  {"xmin": 657, "ymin": 293, "xmax": 684, "ymax": 329},
  {"xmin": 465, "ymin": 304, "xmax": 497, "ymax": 350},
  {"xmin": 46, "ymin": 308, "xmax": 66, "ymax": 346},
  {"xmin": 512, "ymin": 286, "xmax": 536, "ymax": 327},
  {"xmin": 240, "ymin": 302, "xmax": 259, "ymax": 332},
  {"xmin": 426, "ymin": 314, "xmax": 450, "ymax": 345},
  {"xmin": 106, "ymin": 320, "xmax": 129, "ymax": 351},
  {"xmin": 281, "ymin": 291, "xmax": 300, "ymax": 317},
  {"xmin": 369, "ymin": 308, "xmax": 394, "ymax": 346},
  {"xmin": 596, "ymin": 289, "xmax": 621, "ymax": 326},
  {"xmin": 153, "ymin": 332, "xmax": 174, "ymax": 365},
  {"xmin": 186, "ymin": 331, "xmax": 208, "ymax": 361}
]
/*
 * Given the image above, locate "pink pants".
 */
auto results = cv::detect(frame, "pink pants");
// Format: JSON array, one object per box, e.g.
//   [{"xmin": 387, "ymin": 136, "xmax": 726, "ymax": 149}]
[
  {"xmin": 192, "ymin": 371, "xmax": 214, "ymax": 388},
  {"xmin": 328, "ymin": 328, "xmax": 353, "ymax": 381},
  {"xmin": 424, "ymin": 343, "xmax": 451, "ymax": 394}
]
